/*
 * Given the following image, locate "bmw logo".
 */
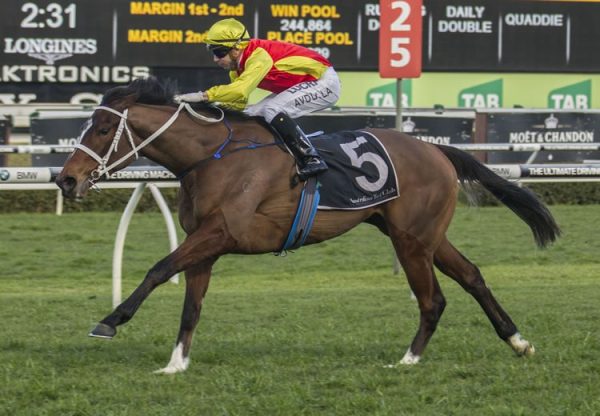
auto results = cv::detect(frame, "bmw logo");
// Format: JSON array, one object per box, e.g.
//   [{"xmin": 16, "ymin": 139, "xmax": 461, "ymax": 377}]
[{"xmin": 0, "ymin": 169, "xmax": 9, "ymax": 181}]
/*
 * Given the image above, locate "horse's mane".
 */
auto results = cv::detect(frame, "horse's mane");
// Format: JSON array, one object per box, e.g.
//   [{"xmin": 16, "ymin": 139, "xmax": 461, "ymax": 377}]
[
  {"xmin": 101, "ymin": 76, "xmax": 177, "ymax": 106},
  {"xmin": 101, "ymin": 76, "xmax": 255, "ymax": 122}
]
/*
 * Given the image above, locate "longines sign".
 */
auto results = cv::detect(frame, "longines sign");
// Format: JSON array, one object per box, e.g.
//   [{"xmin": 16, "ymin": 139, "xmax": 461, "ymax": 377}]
[{"xmin": 4, "ymin": 37, "xmax": 98, "ymax": 64}]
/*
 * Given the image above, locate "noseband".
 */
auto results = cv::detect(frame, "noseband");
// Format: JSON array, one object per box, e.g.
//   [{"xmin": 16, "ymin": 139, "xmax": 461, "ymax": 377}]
[{"xmin": 74, "ymin": 102, "xmax": 224, "ymax": 182}]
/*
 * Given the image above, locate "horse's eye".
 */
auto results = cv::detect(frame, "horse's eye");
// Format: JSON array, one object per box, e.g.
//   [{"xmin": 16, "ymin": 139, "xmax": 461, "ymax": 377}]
[{"xmin": 99, "ymin": 128, "xmax": 110, "ymax": 135}]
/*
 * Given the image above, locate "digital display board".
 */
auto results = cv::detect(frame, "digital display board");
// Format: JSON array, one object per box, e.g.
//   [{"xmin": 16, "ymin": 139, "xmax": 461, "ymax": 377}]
[
  {"xmin": 0, "ymin": 0, "xmax": 373, "ymax": 72},
  {"xmin": 2, "ymin": 0, "xmax": 600, "ymax": 73},
  {"xmin": 423, "ymin": 0, "xmax": 600, "ymax": 72},
  {"xmin": 1, "ymin": 0, "xmax": 600, "ymax": 104}
]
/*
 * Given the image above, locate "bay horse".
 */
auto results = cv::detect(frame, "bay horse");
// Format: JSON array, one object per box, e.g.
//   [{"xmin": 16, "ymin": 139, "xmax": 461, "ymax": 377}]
[{"xmin": 56, "ymin": 77, "xmax": 560, "ymax": 373}]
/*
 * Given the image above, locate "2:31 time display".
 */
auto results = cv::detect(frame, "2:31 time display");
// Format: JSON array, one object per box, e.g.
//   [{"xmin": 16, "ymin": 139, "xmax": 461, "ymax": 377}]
[{"xmin": 21, "ymin": 2, "xmax": 77, "ymax": 29}]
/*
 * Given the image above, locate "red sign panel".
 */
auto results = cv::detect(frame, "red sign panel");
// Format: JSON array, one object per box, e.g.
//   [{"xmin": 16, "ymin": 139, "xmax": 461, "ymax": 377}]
[{"xmin": 379, "ymin": 0, "xmax": 423, "ymax": 78}]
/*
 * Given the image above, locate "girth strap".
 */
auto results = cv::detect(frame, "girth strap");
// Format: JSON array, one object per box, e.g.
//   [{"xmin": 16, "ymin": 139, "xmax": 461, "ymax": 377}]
[{"xmin": 277, "ymin": 176, "xmax": 320, "ymax": 254}]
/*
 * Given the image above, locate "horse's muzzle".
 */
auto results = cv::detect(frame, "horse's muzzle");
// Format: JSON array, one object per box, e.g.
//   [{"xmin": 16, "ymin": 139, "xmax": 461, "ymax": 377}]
[{"xmin": 56, "ymin": 175, "xmax": 87, "ymax": 200}]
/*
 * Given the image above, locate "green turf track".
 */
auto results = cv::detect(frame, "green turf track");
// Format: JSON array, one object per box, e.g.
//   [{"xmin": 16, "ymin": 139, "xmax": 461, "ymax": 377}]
[{"xmin": 1, "ymin": 205, "xmax": 599, "ymax": 415}]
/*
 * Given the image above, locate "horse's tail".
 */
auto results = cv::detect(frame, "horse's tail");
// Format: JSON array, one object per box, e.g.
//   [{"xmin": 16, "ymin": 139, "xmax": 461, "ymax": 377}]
[{"xmin": 435, "ymin": 144, "xmax": 561, "ymax": 248}]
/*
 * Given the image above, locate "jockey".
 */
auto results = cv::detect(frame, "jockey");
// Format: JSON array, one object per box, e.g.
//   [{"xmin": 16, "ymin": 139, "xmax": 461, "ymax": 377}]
[{"xmin": 174, "ymin": 18, "xmax": 341, "ymax": 180}]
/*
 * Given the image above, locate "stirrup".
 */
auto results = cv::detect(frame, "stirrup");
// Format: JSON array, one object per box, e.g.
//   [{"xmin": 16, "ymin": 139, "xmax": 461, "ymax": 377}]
[{"xmin": 298, "ymin": 157, "xmax": 328, "ymax": 180}]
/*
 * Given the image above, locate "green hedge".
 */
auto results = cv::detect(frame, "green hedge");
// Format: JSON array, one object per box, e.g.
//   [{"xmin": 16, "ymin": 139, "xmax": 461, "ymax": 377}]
[
  {"xmin": 457, "ymin": 182, "xmax": 600, "ymax": 206},
  {"xmin": 528, "ymin": 182, "xmax": 600, "ymax": 204},
  {"xmin": 0, "ymin": 188, "xmax": 180, "ymax": 213},
  {"xmin": 1, "ymin": 182, "xmax": 600, "ymax": 213}
]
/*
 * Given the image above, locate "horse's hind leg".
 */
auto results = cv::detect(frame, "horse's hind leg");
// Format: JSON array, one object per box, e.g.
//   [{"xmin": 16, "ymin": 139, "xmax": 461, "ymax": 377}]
[
  {"xmin": 391, "ymin": 231, "xmax": 446, "ymax": 365},
  {"xmin": 434, "ymin": 237, "xmax": 535, "ymax": 357},
  {"xmin": 155, "ymin": 259, "xmax": 215, "ymax": 374}
]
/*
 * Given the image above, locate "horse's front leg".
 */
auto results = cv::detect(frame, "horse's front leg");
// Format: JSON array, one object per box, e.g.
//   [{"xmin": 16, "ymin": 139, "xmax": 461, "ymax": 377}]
[
  {"xmin": 154, "ymin": 259, "xmax": 215, "ymax": 374},
  {"xmin": 89, "ymin": 211, "xmax": 235, "ymax": 339}
]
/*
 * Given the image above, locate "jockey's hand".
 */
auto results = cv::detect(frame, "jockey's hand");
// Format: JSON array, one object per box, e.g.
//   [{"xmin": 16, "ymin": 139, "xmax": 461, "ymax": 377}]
[{"xmin": 174, "ymin": 91, "xmax": 208, "ymax": 103}]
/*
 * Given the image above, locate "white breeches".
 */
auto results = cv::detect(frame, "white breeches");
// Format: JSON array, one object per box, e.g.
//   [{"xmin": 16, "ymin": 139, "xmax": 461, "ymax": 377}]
[{"xmin": 244, "ymin": 67, "xmax": 341, "ymax": 123}]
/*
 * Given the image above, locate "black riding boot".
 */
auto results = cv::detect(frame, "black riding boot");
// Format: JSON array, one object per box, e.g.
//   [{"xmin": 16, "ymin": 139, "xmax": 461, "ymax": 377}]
[{"xmin": 270, "ymin": 112, "xmax": 328, "ymax": 180}]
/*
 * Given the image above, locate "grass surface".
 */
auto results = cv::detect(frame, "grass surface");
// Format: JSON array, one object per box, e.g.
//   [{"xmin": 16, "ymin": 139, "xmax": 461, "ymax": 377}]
[{"xmin": 1, "ymin": 205, "xmax": 600, "ymax": 415}]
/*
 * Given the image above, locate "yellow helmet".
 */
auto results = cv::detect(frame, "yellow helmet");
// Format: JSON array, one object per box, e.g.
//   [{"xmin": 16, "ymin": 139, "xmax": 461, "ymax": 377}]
[{"xmin": 205, "ymin": 18, "xmax": 250, "ymax": 48}]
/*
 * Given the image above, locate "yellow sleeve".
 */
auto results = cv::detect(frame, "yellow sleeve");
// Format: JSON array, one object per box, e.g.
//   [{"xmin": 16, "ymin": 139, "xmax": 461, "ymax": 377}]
[{"xmin": 205, "ymin": 48, "xmax": 273, "ymax": 111}]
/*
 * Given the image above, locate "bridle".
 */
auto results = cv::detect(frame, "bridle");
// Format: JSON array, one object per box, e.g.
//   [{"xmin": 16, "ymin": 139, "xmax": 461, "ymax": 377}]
[{"xmin": 74, "ymin": 102, "xmax": 224, "ymax": 182}]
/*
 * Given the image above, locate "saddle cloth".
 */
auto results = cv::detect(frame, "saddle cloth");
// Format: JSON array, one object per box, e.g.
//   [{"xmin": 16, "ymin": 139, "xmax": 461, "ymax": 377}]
[{"xmin": 311, "ymin": 130, "xmax": 399, "ymax": 210}]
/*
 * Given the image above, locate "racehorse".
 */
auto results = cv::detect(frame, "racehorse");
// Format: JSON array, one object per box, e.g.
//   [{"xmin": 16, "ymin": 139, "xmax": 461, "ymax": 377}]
[{"xmin": 56, "ymin": 77, "xmax": 560, "ymax": 373}]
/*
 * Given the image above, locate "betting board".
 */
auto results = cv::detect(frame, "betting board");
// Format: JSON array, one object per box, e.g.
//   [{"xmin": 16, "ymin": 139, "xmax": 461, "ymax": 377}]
[{"xmin": 1, "ymin": 0, "xmax": 599, "ymax": 102}]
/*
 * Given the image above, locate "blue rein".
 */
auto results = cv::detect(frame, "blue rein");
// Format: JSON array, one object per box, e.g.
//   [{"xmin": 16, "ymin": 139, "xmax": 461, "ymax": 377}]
[
  {"xmin": 177, "ymin": 118, "xmax": 277, "ymax": 180},
  {"xmin": 211, "ymin": 118, "xmax": 234, "ymax": 160}
]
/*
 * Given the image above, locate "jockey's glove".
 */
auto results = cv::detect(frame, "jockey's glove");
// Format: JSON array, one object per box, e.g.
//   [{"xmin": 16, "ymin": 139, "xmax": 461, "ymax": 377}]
[{"xmin": 174, "ymin": 91, "xmax": 208, "ymax": 103}]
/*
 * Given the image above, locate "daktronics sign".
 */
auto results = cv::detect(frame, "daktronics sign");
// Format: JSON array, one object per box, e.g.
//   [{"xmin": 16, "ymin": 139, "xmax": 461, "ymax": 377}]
[{"xmin": 379, "ymin": 0, "xmax": 422, "ymax": 79}]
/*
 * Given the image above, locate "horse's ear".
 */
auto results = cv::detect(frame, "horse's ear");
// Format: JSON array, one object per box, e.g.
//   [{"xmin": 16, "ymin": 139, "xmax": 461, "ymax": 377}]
[
  {"xmin": 163, "ymin": 78, "xmax": 179, "ymax": 96},
  {"xmin": 113, "ymin": 92, "xmax": 138, "ymax": 108},
  {"xmin": 162, "ymin": 78, "xmax": 180, "ymax": 106},
  {"xmin": 101, "ymin": 85, "xmax": 136, "ymax": 106}
]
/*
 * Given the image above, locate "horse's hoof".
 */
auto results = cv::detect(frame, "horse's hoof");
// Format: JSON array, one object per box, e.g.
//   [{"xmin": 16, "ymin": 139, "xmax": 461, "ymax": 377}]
[
  {"xmin": 522, "ymin": 344, "xmax": 535, "ymax": 357},
  {"xmin": 507, "ymin": 332, "xmax": 535, "ymax": 357},
  {"xmin": 382, "ymin": 353, "xmax": 421, "ymax": 368},
  {"xmin": 399, "ymin": 349, "xmax": 421, "ymax": 365},
  {"xmin": 514, "ymin": 343, "xmax": 535, "ymax": 357},
  {"xmin": 153, "ymin": 343, "xmax": 190, "ymax": 374},
  {"xmin": 89, "ymin": 323, "xmax": 116, "ymax": 339}
]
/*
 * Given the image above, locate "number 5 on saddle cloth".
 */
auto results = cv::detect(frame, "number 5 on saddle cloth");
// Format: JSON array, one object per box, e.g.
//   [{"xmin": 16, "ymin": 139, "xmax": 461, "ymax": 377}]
[{"xmin": 278, "ymin": 130, "xmax": 399, "ymax": 254}]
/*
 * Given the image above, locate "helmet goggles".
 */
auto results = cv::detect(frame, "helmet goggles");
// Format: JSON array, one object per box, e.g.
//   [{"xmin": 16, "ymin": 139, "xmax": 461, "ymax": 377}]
[{"xmin": 208, "ymin": 44, "xmax": 232, "ymax": 59}]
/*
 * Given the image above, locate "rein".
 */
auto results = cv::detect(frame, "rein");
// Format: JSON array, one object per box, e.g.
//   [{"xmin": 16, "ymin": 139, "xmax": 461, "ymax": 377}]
[
  {"xmin": 175, "ymin": 119, "xmax": 277, "ymax": 180},
  {"xmin": 75, "ymin": 102, "xmax": 224, "ymax": 182}
]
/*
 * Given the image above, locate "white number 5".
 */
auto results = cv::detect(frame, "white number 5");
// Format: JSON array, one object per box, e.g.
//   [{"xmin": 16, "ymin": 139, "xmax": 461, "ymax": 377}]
[{"xmin": 339, "ymin": 136, "xmax": 388, "ymax": 192}]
